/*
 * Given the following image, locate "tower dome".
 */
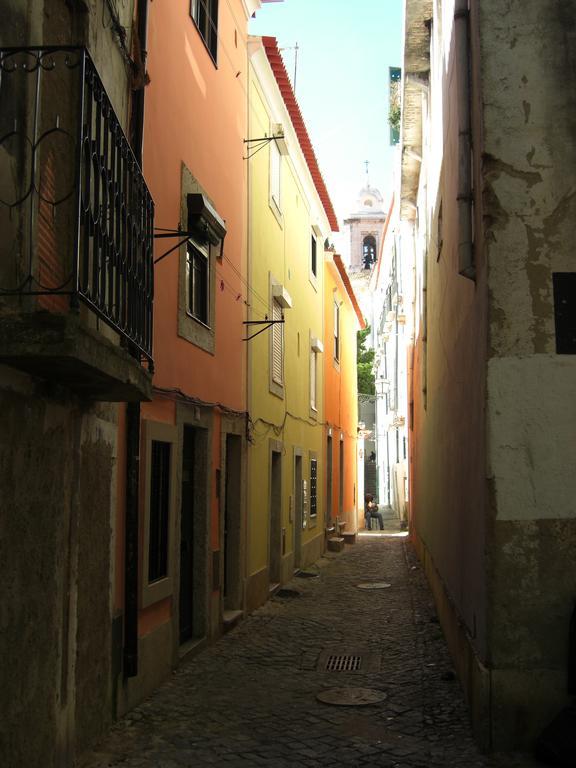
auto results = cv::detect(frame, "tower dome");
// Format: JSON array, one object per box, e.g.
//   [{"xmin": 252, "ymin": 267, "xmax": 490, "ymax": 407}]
[{"xmin": 356, "ymin": 185, "xmax": 385, "ymax": 215}]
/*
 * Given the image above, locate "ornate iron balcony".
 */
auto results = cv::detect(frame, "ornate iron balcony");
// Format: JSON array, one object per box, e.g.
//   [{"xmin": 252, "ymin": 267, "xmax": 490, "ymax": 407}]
[{"xmin": 0, "ymin": 46, "xmax": 154, "ymax": 369}]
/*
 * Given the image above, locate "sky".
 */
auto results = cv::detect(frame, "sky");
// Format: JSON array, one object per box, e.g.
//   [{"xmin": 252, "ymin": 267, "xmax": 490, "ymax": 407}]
[{"xmin": 249, "ymin": 0, "xmax": 404, "ymax": 247}]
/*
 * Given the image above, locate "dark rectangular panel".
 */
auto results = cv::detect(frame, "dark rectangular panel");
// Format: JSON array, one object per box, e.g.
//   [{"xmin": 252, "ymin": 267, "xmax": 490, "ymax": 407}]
[{"xmin": 553, "ymin": 273, "xmax": 576, "ymax": 354}]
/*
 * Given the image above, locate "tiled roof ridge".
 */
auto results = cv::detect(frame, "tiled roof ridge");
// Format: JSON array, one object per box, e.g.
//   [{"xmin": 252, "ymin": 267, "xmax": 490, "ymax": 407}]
[{"xmin": 261, "ymin": 36, "xmax": 339, "ymax": 232}]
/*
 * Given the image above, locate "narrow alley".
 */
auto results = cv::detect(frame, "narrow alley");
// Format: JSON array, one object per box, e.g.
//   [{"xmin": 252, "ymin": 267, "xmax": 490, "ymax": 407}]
[{"xmin": 80, "ymin": 536, "xmax": 535, "ymax": 768}]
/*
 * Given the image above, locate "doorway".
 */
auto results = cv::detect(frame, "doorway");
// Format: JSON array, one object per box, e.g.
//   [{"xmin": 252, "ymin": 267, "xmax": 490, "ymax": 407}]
[
  {"xmin": 179, "ymin": 425, "xmax": 196, "ymax": 644},
  {"xmin": 269, "ymin": 449, "xmax": 282, "ymax": 586},
  {"xmin": 326, "ymin": 435, "xmax": 333, "ymax": 523},
  {"xmin": 223, "ymin": 433, "xmax": 242, "ymax": 610}
]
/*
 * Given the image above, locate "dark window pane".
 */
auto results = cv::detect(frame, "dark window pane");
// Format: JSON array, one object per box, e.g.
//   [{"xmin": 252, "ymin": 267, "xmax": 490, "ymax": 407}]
[
  {"xmin": 311, "ymin": 235, "xmax": 317, "ymax": 276},
  {"xmin": 187, "ymin": 242, "xmax": 209, "ymax": 325},
  {"xmin": 553, "ymin": 273, "xmax": 576, "ymax": 354},
  {"xmin": 149, "ymin": 440, "xmax": 171, "ymax": 583}
]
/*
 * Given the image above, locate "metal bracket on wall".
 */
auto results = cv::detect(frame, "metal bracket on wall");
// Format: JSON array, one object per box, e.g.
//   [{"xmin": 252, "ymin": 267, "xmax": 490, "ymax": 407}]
[
  {"xmin": 242, "ymin": 134, "xmax": 285, "ymax": 160},
  {"xmin": 242, "ymin": 318, "xmax": 284, "ymax": 341},
  {"xmin": 153, "ymin": 228, "xmax": 195, "ymax": 264}
]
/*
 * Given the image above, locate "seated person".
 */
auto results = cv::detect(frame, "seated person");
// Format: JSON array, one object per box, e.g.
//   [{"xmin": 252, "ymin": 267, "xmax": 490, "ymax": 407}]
[{"xmin": 364, "ymin": 493, "xmax": 385, "ymax": 530}]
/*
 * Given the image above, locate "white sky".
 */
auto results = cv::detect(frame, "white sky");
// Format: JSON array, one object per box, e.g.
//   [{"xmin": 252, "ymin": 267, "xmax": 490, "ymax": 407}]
[{"xmin": 250, "ymin": 0, "xmax": 404, "ymax": 247}]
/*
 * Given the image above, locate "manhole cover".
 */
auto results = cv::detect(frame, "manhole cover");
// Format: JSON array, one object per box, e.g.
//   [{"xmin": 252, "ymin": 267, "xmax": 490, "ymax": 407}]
[
  {"xmin": 356, "ymin": 582, "xmax": 391, "ymax": 590},
  {"xmin": 295, "ymin": 570, "xmax": 319, "ymax": 579},
  {"xmin": 316, "ymin": 687, "xmax": 387, "ymax": 706},
  {"xmin": 325, "ymin": 654, "xmax": 362, "ymax": 672},
  {"xmin": 275, "ymin": 588, "xmax": 301, "ymax": 599}
]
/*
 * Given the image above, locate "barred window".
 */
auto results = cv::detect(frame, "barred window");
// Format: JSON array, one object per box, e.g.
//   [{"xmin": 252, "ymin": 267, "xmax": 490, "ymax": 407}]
[
  {"xmin": 310, "ymin": 458, "xmax": 318, "ymax": 517},
  {"xmin": 149, "ymin": 440, "xmax": 171, "ymax": 583}
]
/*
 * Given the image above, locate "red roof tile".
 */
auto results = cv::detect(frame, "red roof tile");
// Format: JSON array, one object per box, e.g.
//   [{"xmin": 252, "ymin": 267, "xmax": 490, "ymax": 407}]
[{"xmin": 261, "ymin": 36, "xmax": 339, "ymax": 232}]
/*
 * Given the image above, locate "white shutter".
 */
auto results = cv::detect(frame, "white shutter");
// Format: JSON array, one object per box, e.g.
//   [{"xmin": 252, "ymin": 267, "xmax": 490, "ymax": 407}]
[
  {"xmin": 310, "ymin": 349, "xmax": 317, "ymax": 410},
  {"xmin": 272, "ymin": 300, "xmax": 283, "ymax": 384}
]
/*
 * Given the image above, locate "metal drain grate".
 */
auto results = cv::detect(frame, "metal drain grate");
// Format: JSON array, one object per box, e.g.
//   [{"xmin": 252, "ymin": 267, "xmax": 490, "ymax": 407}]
[{"xmin": 325, "ymin": 654, "xmax": 362, "ymax": 672}]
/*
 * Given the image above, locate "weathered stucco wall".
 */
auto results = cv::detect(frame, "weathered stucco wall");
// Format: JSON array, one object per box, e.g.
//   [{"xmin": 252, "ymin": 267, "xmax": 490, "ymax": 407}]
[
  {"xmin": 481, "ymin": 0, "xmax": 576, "ymax": 748},
  {"xmin": 408, "ymin": 0, "xmax": 488, "ymax": 660},
  {"xmin": 0, "ymin": 366, "xmax": 116, "ymax": 766}
]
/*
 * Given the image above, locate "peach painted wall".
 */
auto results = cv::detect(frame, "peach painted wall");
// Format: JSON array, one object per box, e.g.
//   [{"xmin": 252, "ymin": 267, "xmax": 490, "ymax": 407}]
[
  {"xmin": 323, "ymin": 256, "xmax": 360, "ymax": 527},
  {"xmin": 144, "ymin": 1, "xmax": 248, "ymax": 411}
]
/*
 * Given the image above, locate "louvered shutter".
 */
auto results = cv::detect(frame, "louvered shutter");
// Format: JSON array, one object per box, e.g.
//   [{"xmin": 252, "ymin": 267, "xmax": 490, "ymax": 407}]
[{"xmin": 272, "ymin": 300, "xmax": 283, "ymax": 384}]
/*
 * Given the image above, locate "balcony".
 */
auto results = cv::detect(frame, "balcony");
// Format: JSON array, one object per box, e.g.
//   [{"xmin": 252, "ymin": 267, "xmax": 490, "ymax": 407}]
[{"xmin": 0, "ymin": 47, "xmax": 153, "ymax": 401}]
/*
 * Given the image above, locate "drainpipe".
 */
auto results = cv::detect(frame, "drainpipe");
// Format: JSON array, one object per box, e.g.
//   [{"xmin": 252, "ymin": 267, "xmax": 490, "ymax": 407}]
[
  {"xmin": 455, "ymin": 0, "xmax": 474, "ymax": 279},
  {"xmin": 131, "ymin": 0, "xmax": 149, "ymax": 166},
  {"xmin": 124, "ymin": 0, "xmax": 149, "ymax": 679}
]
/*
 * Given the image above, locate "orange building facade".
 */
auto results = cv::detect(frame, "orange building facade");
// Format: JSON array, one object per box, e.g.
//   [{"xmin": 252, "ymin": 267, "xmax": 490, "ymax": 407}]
[
  {"xmin": 323, "ymin": 252, "xmax": 365, "ymax": 531},
  {"xmin": 114, "ymin": 0, "xmax": 258, "ymax": 714}
]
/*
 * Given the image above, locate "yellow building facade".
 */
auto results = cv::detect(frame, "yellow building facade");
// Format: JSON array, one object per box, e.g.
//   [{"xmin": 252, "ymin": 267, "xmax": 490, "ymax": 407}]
[{"xmin": 246, "ymin": 36, "xmax": 339, "ymax": 610}]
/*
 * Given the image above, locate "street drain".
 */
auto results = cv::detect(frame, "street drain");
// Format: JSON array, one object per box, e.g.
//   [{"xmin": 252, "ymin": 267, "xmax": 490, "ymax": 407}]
[
  {"xmin": 316, "ymin": 687, "xmax": 387, "ymax": 706},
  {"xmin": 325, "ymin": 654, "xmax": 362, "ymax": 672},
  {"xmin": 356, "ymin": 582, "xmax": 391, "ymax": 590}
]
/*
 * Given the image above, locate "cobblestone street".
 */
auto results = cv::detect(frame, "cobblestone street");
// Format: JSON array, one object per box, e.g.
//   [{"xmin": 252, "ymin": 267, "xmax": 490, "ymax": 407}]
[{"xmin": 80, "ymin": 535, "xmax": 539, "ymax": 768}]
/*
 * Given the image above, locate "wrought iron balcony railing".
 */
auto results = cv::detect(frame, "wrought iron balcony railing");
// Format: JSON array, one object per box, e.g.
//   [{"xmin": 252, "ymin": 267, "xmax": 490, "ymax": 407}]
[{"xmin": 0, "ymin": 46, "xmax": 154, "ymax": 366}]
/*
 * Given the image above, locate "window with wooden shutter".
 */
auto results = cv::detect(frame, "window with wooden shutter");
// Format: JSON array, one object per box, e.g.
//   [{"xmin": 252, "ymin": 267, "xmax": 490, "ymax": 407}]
[
  {"xmin": 333, "ymin": 300, "xmax": 340, "ymax": 361},
  {"xmin": 271, "ymin": 299, "xmax": 283, "ymax": 385},
  {"xmin": 310, "ymin": 348, "xmax": 317, "ymax": 410}
]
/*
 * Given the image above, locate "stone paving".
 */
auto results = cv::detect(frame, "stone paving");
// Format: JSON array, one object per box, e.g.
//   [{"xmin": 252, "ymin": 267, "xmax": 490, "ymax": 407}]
[{"xmin": 79, "ymin": 534, "xmax": 541, "ymax": 768}]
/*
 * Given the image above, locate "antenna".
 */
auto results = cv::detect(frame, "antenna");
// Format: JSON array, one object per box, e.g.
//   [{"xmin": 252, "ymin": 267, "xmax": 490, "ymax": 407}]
[{"xmin": 279, "ymin": 42, "xmax": 299, "ymax": 94}]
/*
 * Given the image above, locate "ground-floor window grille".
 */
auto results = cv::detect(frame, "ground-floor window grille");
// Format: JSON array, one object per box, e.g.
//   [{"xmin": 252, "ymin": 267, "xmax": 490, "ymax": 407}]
[
  {"xmin": 310, "ymin": 457, "xmax": 317, "ymax": 518},
  {"xmin": 149, "ymin": 440, "xmax": 171, "ymax": 582}
]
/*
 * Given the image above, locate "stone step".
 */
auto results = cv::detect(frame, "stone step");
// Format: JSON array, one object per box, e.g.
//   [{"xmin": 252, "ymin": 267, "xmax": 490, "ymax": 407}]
[
  {"xmin": 342, "ymin": 531, "xmax": 357, "ymax": 545},
  {"xmin": 222, "ymin": 609, "xmax": 243, "ymax": 633},
  {"xmin": 326, "ymin": 536, "xmax": 345, "ymax": 553}
]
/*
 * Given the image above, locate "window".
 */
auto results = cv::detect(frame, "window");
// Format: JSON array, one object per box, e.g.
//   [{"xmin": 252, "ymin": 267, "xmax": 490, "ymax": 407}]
[
  {"xmin": 311, "ymin": 234, "xmax": 317, "ymax": 277},
  {"xmin": 190, "ymin": 0, "xmax": 219, "ymax": 62},
  {"xmin": 310, "ymin": 458, "xmax": 318, "ymax": 518},
  {"xmin": 270, "ymin": 137, "xmax": 281, "ymax": 211},
  {"xmin": 186, "ymin": 241, "xmax": 209, "ymax": 325},
  {"xmin": 333, "ymin": 300, "xmax": 340, "ymax": 362},
  {"xmin": 363, "ymin": 235, "xmax": 377, "ymax": 268},
  {"xmin": 271, "ymin": 299, "xmax": 284, "ymax": 385},
  {"xmin": 310, "ymin": 348, "xmax": 317, "ymax": 410},
  {"xmin": 149, "ymin": 440, "xmax": 171, "ymax": 583}
]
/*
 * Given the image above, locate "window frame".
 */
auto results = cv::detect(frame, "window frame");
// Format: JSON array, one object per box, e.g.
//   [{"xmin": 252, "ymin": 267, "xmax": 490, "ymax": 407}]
[
  {"xmin": 271, "ymin": 298, "xmax": 284, "ymax": 388},
  {"xmin": 186, "ymin": 239, "xmax": 210, "ymax": 326},
  {"xmin": 269, "ymin": 136, "xmax": 282, "ymax": 216},
  {"xmin": 333, "ymin": 299, "xmax": 340, "ymax": 363},
  {"xmin": 310, "ymin": 347, "xmax": 317, "ymax": 412},
  {"xmin": 190, "ymin": 0, "xmax": 219, "ymax": 64},
  {"xmin": 310, "ymin": 233, "xmax": 317, "ymax": 278},
  {"xmin": 178, "ymin": 166, "xmax": 222, "ymax": 354},
  {"xmin": 309, "ymin": 454, "xmax": 318, "ymax": 522},
  {"xmin": 142, "ymin": 421, "xmax": 178, "ymax": 609}
]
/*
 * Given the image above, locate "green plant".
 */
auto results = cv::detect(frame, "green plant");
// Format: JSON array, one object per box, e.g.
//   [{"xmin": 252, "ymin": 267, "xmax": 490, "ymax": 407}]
[{"xmin": 357, "ymin": 326, "xmax": 375, "ymax": 395}]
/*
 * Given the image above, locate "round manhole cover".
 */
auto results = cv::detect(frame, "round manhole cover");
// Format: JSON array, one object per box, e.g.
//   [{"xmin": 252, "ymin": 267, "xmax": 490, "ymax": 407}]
[
  {"xmin": 356, "ymin": 582, "xmax": 391, "ymax": 590},
  {"xmin": 316, "ymin": 687, "xmax": 387, "ymax": 706}
]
